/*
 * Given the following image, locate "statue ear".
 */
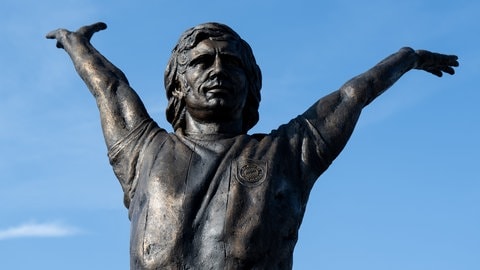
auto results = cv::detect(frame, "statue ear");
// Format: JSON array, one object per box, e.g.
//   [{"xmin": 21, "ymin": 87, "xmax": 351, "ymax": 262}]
[
  {"xmin": 172, "ymin": 87, "xmax": 184, "ymax": 99},
  {"xmin": 172, "ymin": 74, "xmax": 187, "ymax": 98}
]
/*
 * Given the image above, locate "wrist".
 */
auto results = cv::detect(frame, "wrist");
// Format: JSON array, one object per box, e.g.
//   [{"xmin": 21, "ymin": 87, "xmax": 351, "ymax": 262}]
[{"xmin": 399, "ymin": 47, "xmax": 418, "ymax": 69}]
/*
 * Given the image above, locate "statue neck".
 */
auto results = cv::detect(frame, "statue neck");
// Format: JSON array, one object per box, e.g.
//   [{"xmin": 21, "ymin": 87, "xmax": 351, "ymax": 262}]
[{"xmin": 183, "ymin": 112, "xmax": 243, "ymax": 137}]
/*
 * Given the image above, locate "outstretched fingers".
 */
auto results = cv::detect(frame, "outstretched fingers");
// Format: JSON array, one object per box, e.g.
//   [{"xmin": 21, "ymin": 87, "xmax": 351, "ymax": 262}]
[
  {"xmin": 77, "ymin": 22, "xmax": 107, "ymax": 41},
  {"xmin": 45, "ymin": 28, "xmax": 69, "ymax": 48},
  {"xmin": 45, "ymin": 30, "xmax": 59, "ymax": 40},
  {"xmin": 446, "ymin": 55, "xmax": 459, "ymax": 69},
  {"xmin": 437, "ymin": 54, "xmax": 459, "ymax": 76},
  {"xmin": 427, "ymin": 68, "xmax": 443, "ymax": 77},
  {"xmin": 416, "ymin": 50, "xmax": 459, "ymax": 77},
  {"xmin": 441, "ymin": 65, "xmax": 456, "ymax": 75}
]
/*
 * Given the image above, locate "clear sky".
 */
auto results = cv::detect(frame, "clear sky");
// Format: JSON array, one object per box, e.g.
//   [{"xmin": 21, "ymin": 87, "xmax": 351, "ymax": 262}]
[{"xmin": 0, "ymin": 0, "xmax": 478, "ymax": 269}]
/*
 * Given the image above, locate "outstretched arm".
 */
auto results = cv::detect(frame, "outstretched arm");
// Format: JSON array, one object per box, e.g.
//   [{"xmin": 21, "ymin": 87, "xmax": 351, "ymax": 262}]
[
  {"xmin": 304, "ymin": 47, "xmax": 458, "ymax": 159},
  {"xmin": 46, "ymin": 22, "xmax": 150, "ymax": 149}
]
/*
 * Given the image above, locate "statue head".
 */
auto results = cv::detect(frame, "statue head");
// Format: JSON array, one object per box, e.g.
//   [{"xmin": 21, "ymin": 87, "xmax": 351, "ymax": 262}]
[{"xmin": 164, "ymin": 22, "xmax": 262, "ymax": 133}]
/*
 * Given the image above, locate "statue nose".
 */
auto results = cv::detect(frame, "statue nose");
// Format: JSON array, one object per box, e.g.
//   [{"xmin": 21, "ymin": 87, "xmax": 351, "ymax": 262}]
[
  {"xmin": 209, "ymin": 55, "xmax": 228, "ymax": 79},
  {"xmin": 212, "ymin": 55, "xmax": 223, "ymax": 72}
]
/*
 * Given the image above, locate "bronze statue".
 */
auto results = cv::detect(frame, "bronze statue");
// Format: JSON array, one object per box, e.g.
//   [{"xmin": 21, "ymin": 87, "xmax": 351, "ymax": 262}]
[{"xmin": 46, "ymin": 22, "xmax": 458, "ymax": 269}]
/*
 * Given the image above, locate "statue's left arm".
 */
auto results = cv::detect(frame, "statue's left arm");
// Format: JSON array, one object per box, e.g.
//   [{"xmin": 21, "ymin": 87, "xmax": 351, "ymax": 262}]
[{"xmin": 303, "ymin": 47, "xmax": 458, "ymax": 160}]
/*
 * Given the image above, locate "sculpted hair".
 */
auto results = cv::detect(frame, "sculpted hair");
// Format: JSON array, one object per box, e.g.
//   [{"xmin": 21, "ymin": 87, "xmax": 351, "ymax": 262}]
[{"xmin": 164, "ymin": 22, "xmax": 262, "ymax": 133}]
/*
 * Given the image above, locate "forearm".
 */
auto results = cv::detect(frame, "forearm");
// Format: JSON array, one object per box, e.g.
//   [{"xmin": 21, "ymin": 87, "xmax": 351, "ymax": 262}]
[
  {"xmin": 55, "ymin": 30, "xmax": 149, "ymax": 147},
  {"xmin": 61, "ymin": 34, "xmax": 128, "ymax": 95},
  {"xmin": 342, "ymin": 47, "xmax": 418, "ymax": 107}
]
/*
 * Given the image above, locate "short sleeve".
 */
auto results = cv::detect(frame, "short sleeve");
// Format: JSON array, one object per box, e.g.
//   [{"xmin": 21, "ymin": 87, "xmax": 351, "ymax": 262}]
[
  {"xmin": 264, "ymin": 115, "xmax": 335, "ymax": 191},
  {"xmin": 108, "ymin": 119, "xmax": 166, "ymax": 208},
  {"xmin": 300, "ymin": 116, "xmax": 333, "ymax": 169}
]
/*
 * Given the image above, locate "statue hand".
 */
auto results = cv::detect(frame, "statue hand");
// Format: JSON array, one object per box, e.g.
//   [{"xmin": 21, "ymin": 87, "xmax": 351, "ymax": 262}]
[
  {"xmin": 46, "ymin": 22, "xmax": 107, "ymax": 49},
  {"xmin": 414, "ymin": 49, "xmax": 459, "ymax": 77}
]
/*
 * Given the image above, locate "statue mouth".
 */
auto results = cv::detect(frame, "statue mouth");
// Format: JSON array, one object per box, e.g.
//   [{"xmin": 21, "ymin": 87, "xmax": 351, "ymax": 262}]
[
  {"xmin": 203, "ymin": 82, "xmax": 233, "ymax": 96},
  {"xmin": 205, "ymin": 87, "xmax": 231, "ymax": 101},
  {"xmin": 206, "ymin": 87, "xmax": 229, "ymax": 94}
]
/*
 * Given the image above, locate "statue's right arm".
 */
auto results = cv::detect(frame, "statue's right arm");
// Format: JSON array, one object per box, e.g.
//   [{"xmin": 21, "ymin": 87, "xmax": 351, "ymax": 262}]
[{"xmin": 46, "ymin": 22, "xmax": 150, "ymax": 149}]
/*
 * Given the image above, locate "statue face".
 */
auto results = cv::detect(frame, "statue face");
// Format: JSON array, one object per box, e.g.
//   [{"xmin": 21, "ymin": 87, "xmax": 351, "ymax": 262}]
[{"xmin": 180, "ymin": 39, "xmax": 248, "ymax": 122}]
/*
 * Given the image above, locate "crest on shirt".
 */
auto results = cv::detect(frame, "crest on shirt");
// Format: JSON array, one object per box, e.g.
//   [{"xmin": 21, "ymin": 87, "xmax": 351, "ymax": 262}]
[{"xmin": 235, "ymin": 159, "xmax": 267, "ymax": 187}]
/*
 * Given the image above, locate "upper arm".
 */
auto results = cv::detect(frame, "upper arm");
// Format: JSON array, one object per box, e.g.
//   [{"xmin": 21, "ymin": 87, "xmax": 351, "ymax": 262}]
[
  {"xmin": 94, "ymin": 80, "xmax": 150, "ymax": 149},
  {"xmin": 301, "ymin": 88, "xmax": 364, "ymax": 160}
]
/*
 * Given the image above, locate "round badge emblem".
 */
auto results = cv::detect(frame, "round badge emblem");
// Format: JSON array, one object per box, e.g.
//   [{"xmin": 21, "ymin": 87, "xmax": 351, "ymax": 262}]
[
  {"xmin": 240, "ymin": 164, "xmax": 264, "ymax": 183},
  {"xmin": 236, "ymin": 159, "xmax": 267, "ymax": 187}
]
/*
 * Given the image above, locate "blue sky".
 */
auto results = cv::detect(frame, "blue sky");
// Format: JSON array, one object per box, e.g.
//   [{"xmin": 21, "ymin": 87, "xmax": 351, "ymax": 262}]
[{"xmin": 0, "ymin": 0, "xmax": 478, "ymax": 269}]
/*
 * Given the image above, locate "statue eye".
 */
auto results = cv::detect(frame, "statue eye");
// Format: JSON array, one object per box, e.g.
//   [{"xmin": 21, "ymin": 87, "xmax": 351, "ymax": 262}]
[
  {"xmin": 224, "ymin": 55, "xmax": 243, "ymax": 68},
  {"xmin": 189, "ymin": 55, "xmax": 213, "ymax": 68}
]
